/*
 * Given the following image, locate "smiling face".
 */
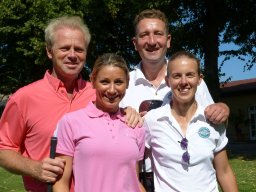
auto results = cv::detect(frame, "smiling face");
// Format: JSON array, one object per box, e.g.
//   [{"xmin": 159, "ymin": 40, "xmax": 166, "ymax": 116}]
[
  {"xmin": 132, "ymin": 18, "xmax": 171, "ymax": 65},
  {"xmin": 93, "ymin": 65, "xmax": 128, "ymax": 113},
  {"xmin": 46, "ymin": 27, "xmax": 87, "ymax": 82},
  {"xmin": 166, "ymin": 56, "xmax": 202, "ymax": 105}
]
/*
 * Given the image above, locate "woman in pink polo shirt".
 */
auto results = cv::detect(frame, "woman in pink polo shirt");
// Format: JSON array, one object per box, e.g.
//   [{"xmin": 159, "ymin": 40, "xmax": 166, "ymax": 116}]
[{"xmin": 53, "ymin": 53, "xmax": 146, "ymax": 192}]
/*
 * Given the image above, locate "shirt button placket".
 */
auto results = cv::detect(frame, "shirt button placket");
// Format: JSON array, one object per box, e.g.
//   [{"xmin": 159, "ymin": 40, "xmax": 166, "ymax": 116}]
[
  {"xmin": 111, "ymin": 123, "xmax": 115, "ymax": 139},
  {"xmin": 106, "ymin": 117, "xmax": 115, "ymax": 139}
]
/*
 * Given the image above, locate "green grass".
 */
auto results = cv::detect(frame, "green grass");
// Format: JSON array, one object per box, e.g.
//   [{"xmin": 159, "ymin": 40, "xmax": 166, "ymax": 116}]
[
  {"xmin": 0, "ymin": 155, "xmax": 255, "ymax": 191},
  {"xmin": 228, "ymin": 155, "xmax": 256, "ymax": 192},
  {"xmin": 0, "ymin": 168, "xmax": 24, "ymax": 192}
]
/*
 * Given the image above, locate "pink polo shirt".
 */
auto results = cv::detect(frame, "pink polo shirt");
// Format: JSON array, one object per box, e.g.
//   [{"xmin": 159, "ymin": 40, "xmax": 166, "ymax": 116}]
[
  {"xmin": 0, "ymin": 70, "xmax": 95, "ymax": 192},
  {"xmin": 56, "ymin": 102, "xmax": 145, "ymax": 192}
]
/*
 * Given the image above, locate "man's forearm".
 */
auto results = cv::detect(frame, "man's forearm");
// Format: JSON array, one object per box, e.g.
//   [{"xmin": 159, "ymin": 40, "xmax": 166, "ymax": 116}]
[{"xmin": 0, "ymin": 149, "xmax": 40, "ymax": 178}]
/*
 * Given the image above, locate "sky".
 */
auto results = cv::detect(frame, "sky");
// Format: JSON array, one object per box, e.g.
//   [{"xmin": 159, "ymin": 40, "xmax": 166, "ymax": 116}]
[{"xmin": 218, "ymin": 43, "xmax": 256, "ymax": 82}]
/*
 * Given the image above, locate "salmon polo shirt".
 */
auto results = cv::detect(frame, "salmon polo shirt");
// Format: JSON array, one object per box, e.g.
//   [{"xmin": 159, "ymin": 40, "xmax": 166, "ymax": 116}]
[{"xmin": 0, "ymin": 70, "xmax": 95, "ymax": 192}]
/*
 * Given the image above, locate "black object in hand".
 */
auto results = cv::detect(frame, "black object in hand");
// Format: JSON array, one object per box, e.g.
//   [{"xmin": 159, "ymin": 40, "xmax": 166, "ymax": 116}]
[
  {"xmin": 47, "ymin": 137, "xmax": 58, "ymax": 192},
  {"xmin": 139, "ymin": 100, "xmax": 163, "ymax": 112}
]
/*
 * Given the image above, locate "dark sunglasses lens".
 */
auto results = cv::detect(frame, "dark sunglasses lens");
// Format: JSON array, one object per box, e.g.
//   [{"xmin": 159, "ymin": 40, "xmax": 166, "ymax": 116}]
[
  {"xmin": 149, "ymin": 100, "xmax": 163, "ymax": 109},
  {"xmin": 182, "ymin": 151, "xmax": 190, "ymax": 164},
  {"xmin": 180, "ymin": 138, "xmax": 188, "ymax": 149},
  {"xmin": 139, "ymin": 100, "xmax": 163, "ymax": 112}
]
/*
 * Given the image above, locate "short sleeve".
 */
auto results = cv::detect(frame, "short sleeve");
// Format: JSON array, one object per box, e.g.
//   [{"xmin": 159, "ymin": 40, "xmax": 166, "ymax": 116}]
[
  {"xmin": 56, "ymin": 115, "xmax": 75, "ymax": 157},
  {"xmin": 214, "ymin": 124, "xmax": 228, "ymax": 153},
  {"xmin": 0, "ymin": 97, "xmax": 25, "ymax": 151},
  {"xmin": 196, "ymin": 79, "xmax": 214, "ymax": 107},
  {"xmin": 135, "ymin": 126, "xmax": 145, "ymax": 161}
]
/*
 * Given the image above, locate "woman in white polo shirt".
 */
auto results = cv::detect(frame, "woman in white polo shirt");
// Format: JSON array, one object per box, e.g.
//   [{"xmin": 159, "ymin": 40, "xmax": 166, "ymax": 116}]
[{"xmin": 144, "ymin": 51, "xmax": 238, "ymax": 192}]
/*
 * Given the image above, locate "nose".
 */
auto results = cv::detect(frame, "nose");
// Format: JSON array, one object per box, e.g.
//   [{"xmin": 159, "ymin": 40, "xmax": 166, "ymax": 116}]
[
  {"xmin": 67, "ymin": 49, "xmax": 77, "ymax": 61},
  {"xmin": 107, "ymin": 83, "xmax": 116, "ymax": 94},
  {"xmin": 148, "ymin": 34, "xmax": 156, "ymax": 45},
  {"xmin": 180, "ymin": 75, "xmax": 188, "ymax": 85}
]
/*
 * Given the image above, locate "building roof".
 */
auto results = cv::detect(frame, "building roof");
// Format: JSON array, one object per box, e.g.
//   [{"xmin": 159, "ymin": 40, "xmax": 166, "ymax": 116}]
[{"xmin": 221, "ymin": 78, "xmax": 256, "ymax": 94}]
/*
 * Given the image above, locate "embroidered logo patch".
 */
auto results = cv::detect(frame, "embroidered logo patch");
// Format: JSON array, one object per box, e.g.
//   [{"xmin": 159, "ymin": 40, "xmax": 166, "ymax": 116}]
[{"xmin": 198, "ymin": 127, "xmax": 210, "ymax": 138}]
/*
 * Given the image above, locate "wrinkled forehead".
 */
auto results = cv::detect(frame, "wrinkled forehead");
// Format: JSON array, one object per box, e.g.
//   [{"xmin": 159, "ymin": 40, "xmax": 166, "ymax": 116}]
[{"xmin": 136, "ymin": 18, "xmax": 167, "ymax": 34}]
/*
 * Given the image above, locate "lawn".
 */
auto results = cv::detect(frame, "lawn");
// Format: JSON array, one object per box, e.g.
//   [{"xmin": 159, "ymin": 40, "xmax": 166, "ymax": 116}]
[
  {"xmin": 0, "ymin": 155, "xmax": 255, "ymax": 191},
  {"xmin": 227, "ymin": 155, "xmax": 256, "ymax": 192},
  {"xmin": 0, "ymin": 168, "xmax": 24, "ymax": 192}
]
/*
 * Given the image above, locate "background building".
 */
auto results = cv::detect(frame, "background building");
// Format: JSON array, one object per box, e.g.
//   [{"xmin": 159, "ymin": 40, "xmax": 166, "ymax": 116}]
[{"xmin": 220, "ymin": 78, "xmax": 256, "ymax": 142}]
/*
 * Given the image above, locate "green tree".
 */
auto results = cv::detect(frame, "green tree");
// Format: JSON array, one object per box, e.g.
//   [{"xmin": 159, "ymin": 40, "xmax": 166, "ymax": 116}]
[
  {"xmin": 139, "ymin": 0, "xmax": 255, "ymax": 101},
  {"xmin": 0, "ymin": 0, "xmax": 255, "ymax": 100},
  {"xmin": 136, "ymin": 0, "xmax": 255, "ymax": 101},
  {"xmin": 0, "ymin": 0, "xmax": 88, "ymax": 94}
]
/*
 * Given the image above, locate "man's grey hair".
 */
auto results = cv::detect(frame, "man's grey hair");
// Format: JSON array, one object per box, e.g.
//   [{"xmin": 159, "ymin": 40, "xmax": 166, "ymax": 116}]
[{"xmin": 45, "ymin": 16, "xmax": 91, "ymax": 49}]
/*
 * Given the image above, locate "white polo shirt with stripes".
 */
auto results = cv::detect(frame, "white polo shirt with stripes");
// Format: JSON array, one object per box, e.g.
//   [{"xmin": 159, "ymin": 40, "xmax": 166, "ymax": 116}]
[{"xmin": 144, "ymin": 104, "xmax": 227, "ymax": 192}]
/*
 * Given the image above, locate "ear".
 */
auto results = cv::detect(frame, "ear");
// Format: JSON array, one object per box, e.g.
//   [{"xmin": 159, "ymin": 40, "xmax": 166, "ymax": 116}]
[
  {"xmin": 126, "ymin": 76, "xmax": 130, "ymax": 89},
  {"xmin": 132, "ymin": 37, "xmax": 138, "ymax": 51},
  {"xmin": 167, "ymin": 34, "xmax": 171, "ymax": 48},
  {"xmin": 90, "ymin": 75, "xmax": 95, "ymax": 89},
  {"xmin": 165, "ymin": 76, "xmax": 171, "ymax": 88},
  {"xmin": 198, "ymin": 73, "xmax": 203, "ymax": 85},
  {"xmin": 46, "ymin": 46, "xmax": 53, "ymax": 59}
]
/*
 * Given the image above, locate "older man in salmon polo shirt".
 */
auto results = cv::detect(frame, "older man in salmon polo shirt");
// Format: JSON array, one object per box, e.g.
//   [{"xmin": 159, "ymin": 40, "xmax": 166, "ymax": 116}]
[{"xmin": 0, "ymin": 16, "xmax": 141, "ymax": 192}]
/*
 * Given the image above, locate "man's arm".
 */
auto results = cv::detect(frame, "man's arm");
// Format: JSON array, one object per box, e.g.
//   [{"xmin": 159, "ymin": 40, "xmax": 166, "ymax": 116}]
[
  {"xmin": 205, "ymin": 102, "xmax": 230, "ymax": 125},
  {"xmin": 0, "ymin": 149, "xmax": 65, "ymax": 183},
  {"xmin": 122, "ymin": 107, "xmax": 144, "ymax": 128},
  {"xmin": 196, "ymin": 79, "xmax": 230, "ymax": 124}
]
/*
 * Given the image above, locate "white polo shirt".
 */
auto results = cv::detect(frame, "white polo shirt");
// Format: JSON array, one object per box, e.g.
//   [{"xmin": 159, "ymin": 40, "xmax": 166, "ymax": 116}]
[
  {"xmin": 121, "ymin": 63, "xmax": 169, "ymax": 111},
  {"xmin": 120, "ymin": 62, "xmax": 214, "ymax": 172},
  {"xmin": 121, "ymin": 63, "xmax": 214, "ymax": 111},
  {"xmin": 144, "ymin": 104, "xmax": 228, "ymax": 192}
]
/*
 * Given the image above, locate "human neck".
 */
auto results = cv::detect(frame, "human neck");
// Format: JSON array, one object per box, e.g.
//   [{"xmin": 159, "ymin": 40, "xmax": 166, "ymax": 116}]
[
  {"xmin": 59, "ymin": 76, "xmax": 77, "ymax": 99},
  {"xmin": 170, "ymin": 100, "xmax": 198, "ymax": 135},
  {"xmin": 63, "ymin": 80, "xmax": 76, "ymax": 94},
  {"xmin": 141, "ymin": 60, "xmax": 166, "ymax": 87}
]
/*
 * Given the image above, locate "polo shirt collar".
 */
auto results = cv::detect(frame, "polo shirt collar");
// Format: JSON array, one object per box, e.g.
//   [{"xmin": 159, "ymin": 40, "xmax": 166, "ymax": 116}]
[
  {"xmin": 133, "ymin": 63, "xmax": 147, "ymax": 85},
  {"xmin": 190, "ymin": 106, "xmax": 208, "ymax": 123},
  {"xmin": 133, "ymin": 60, "xmax": 168, "ymax": 85},
  {"xmin": 44, "ymin": 70, "xmax": 81, "ymax": 92},
  {"xmin": 156, "ymin": 103, "xmax": 207, "ymax": 124},
  {"xmin": 86, "ymin": 101, "xmax": 126, "ymax": 122}
]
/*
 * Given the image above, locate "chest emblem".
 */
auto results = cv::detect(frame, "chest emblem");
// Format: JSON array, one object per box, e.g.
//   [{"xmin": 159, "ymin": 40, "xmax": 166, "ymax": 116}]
[{"xmin": 198, "ymin": 127, "xmax": 210, "ymax": 138}]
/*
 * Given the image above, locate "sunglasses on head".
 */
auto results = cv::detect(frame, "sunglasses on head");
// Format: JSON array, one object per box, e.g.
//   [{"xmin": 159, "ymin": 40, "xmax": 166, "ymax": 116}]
[{"xmin": 139, "ymin": 100, "xmax": 163, "ymax": 113}]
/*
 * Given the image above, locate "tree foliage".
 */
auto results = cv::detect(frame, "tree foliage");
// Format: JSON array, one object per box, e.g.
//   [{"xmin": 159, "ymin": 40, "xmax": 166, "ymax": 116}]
[
  {"xmin": 0, "ymin": 0, "xmax": 89, "ymax": 94},
  {"xmin": 221, "ymin": 0, "xmax": 256, "ymax": 71},
  {"xmin": 0, "ymin": 0, "xmax": 255, "ymax": 101}
]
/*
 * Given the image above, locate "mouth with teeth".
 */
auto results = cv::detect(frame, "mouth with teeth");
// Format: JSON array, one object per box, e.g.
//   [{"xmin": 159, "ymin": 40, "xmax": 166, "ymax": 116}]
[
  {"xmin": 64, "ymin": 62, "xmax": 80, "ymax": 69},
  {"xmin": 106, "ymin": 96, "xmax": 117, "ymax": 102},
  {"xmin": 176, "ymin": 86, "xmax": 194, "ymax": 99},
  {"xmin": 178, "ymin": 87, "xmax": 190, "ymax": 94},
  {"xmin": 145, "ymin": 46, "xmax": 159, "ymax": 53},
  {"xmin": 105, "ymin": 94, "xmax": 122, "ymax": 103}
]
